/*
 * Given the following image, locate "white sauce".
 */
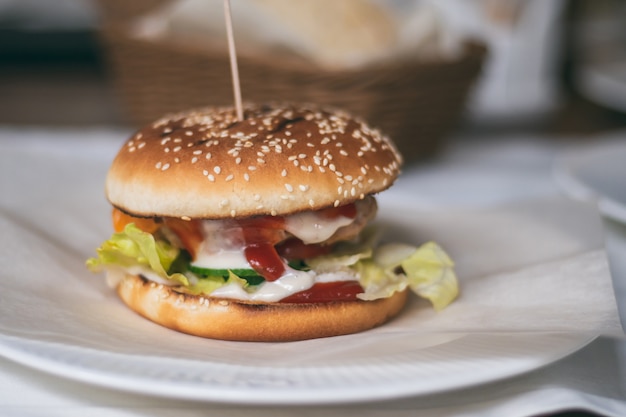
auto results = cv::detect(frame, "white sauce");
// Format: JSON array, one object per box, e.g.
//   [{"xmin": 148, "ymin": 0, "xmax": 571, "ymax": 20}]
[
  {"xmin": 192, "ymin": 249, "xmax": 250, "ymax": 269},
  {"xmin": 209, "ymin": 267, "xmax": 358, "ymax": 302},
  {"xmin": 284, "ymin": 211, "xmax": 353, "ymax": 244},
  {"xmin": 192, "ymin": 219, "xmax": 251, "ymax": 269}
]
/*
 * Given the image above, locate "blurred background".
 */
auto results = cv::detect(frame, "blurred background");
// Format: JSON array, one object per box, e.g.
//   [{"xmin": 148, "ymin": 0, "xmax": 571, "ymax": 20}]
[{"xmin": 1, "ymin": 0, "xmax": 625, "ymax": 163}]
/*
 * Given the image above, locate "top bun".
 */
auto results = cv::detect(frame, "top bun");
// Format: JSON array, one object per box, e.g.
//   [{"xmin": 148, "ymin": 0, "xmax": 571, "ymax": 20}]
[{"xmin": 106, "ymin": 103, "xmax": 402, "ymax": 219}]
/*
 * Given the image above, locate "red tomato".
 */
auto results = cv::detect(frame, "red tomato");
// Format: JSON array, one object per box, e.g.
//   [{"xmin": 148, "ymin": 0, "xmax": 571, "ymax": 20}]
[
  {"xmin": 276, "ymin": 238, "xmax": 332, "ymax": 260},
  {"xmin": 163, "ymin": 217, "xmax": 204, "ymax": 259},
  {"xmin": 280, "ymin": 281, "xmax": 363, "ymax": 303},
  {"xmin": 112, "ymin": 208, "xmax": 160, "ymax": 234},
  {"xmin": 318, "ymin": 203, "xmax": 357, "ymax": 220}
]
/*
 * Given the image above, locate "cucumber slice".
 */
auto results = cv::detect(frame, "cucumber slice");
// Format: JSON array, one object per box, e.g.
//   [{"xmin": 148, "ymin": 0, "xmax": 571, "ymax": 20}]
[
  {"xmin": 189, "ymin": 265, "xmax": 264, "ymax": 286},
  {"xmin": 189, "ymin": 265, "xmax": 259, "ymax": 278}
]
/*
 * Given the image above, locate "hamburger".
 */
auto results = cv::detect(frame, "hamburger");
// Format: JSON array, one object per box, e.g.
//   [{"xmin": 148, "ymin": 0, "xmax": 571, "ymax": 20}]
[{"xmin": 87, "ymin": 103, "xmax": 458, "ymax": 342}]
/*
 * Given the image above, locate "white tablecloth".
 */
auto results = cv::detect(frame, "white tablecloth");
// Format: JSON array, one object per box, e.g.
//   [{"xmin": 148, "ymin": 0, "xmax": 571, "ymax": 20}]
[{"xmin": 1, "ymin": 127, "xmax": 625, "ymax": 417}]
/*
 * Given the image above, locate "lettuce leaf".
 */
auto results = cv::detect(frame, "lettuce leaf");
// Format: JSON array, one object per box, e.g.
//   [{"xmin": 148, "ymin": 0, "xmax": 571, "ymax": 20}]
[
  {"xmin": 308, "ymin": 233, "xmax": 459, "ymax": 310},
  {"xmin": 86, "ymin": 223, "xmax": 189, "ymax": 286},
  {"xmin": 185, "ymin": 271, "xmax": 251, "ymax": 295}
]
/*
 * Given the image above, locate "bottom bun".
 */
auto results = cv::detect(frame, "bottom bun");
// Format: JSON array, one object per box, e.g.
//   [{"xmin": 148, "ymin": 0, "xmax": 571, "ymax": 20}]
[{"xmin": 115, "ymin": 273, "xmax": 408, "ymax": 342}]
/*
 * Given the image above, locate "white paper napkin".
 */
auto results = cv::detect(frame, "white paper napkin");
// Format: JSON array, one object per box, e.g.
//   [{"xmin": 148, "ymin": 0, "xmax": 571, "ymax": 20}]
[{"xmin": 0, "ymin": 129, "xmax": 621, "ymax": 363}]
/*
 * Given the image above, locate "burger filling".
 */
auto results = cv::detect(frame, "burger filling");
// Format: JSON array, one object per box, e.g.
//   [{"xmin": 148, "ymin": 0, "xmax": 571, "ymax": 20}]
[{"xmin": 87, "ymin": 197, "xmax": 458, "ymax": 309}]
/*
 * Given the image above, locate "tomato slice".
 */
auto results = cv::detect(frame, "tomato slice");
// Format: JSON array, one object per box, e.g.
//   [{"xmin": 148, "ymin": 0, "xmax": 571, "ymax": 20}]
[
  {"xmin": 112, "ymin": 208, "xmax": 160, "ymax": 233},
  {"xmin": 237, "ymin": 215, "xmax": 285, "ymax": 231},
  {"xmin": 276, "ymin": 238, "xmax": 332, "ymax": 260},
  {"xmin": 280, "ymin": 281, "xmax": 363, "ymax": 303},
  {"xmin": 318, "ymin": 203, "xmax": 357, "ymax": 220},
  {"xmin": 163, "ymin": 217, "xmax": 204, "ymax": 259}
]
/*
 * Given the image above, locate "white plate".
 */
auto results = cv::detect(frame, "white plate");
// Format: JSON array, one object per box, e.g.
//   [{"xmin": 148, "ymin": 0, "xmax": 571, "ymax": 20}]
[
  {"xmin": 0, "ymin": 330, "xmax": 592, "ymax": 404},
  {"xmin": 553, "ymin": 138, "xmax": 626, "ymax": 223}
]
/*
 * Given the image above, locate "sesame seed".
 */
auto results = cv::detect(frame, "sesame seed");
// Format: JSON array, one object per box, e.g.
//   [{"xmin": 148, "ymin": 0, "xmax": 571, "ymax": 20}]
[
  {"xmin": 285, "ymin": 184, "xmax": 294, "ymax": 192},
  {"xmin": 281, "ymin": 169, "xmax": 287, "ymax": 177},
  {"xmin": 244, "ymin": 173, "xmax": 250, "ymax": 181},
  {"xmin": 248, "ymin": 166, "xmax": 257, "ymax": 171},
  {"xmin": 191, "ymin": 157, "xmax": 198, "ymax": 164},
  {"xmin": 181, "ymin": 216, "xmax": 191, "ymax": 221},
  {"xmin": 206, "ymin": 152, "xmax": 212, "ymax": 160},
  {"xmin": 193, "ymin": 150, "xmax": 202, "ymax": 155},
  {"xmin": 299, "ymin": 184, "xmax": 309, "ymax": 191},
  {"xmin": 164, "ymin": 147, "xmax": 170, "ymax": 153},
  {"xmin": 137, "ymin": 142, "xmax": 145, "ymax": 149},
  {"xmin": 161, "ymin": 163, "xmax": 170, "ymax": 171},
  {"xmin": 174, "ymin": 157, "xmax": 180, "ymax": 163},
  {"xmin": 155, "ymin": 161, "xmax": 162, "ymax": 169},
  {"xmin": 253, "ymin": 194, "xmax": 261, "ymax": 201},
  {"xmin": 214, "ymin": 166, "xmax": 221, "ymax": 174},
  {"xmin": 208, "ymin": 174, "xmax": 215, "ymax": 182}
]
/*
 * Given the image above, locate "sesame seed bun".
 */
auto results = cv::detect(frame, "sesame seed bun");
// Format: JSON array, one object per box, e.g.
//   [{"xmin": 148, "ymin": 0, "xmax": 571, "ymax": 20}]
[
  {"xmin": 116, "ymin": 273, "xmax": 408, "ymax": 342},
  {"xmin": 105, "ymin": 103, "xmax": 402, "ymax": 219}
]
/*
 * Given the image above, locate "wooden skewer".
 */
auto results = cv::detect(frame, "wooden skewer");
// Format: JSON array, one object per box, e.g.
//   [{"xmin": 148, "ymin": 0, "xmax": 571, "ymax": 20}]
[{"xmin": 224, "ymin": 0, "xmax": 243, "ymax": 121}]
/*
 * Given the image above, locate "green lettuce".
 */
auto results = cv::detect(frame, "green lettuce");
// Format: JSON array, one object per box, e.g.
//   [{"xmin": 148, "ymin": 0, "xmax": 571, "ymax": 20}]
[
  {"xmin": 86, "ymin": 223, "xmax": 189, "ymax": 286},
  {"xmin": 308, "ymin": 236, "xmax": 459, "ymax": 311}
]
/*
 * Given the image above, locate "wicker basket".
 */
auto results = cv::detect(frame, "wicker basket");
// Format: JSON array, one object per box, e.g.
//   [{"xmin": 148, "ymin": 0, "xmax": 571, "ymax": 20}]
[{"xmin": 97, "ymin": 4, "xmax": 486, "ymax": 162}]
